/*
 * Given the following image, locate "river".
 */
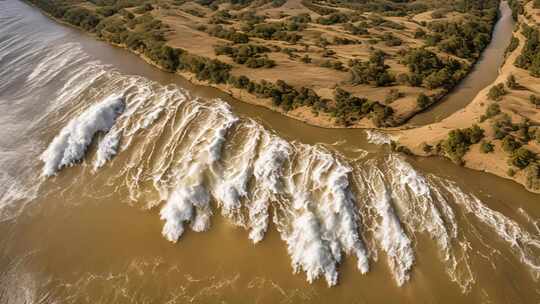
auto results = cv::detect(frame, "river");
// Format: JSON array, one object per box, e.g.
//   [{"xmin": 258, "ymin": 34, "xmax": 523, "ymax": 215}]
[
  {"xmin": 0, "ymin": 1, "xmax": 539, "ymax": 303},
  {"xmin": 408, "ymin": 0, "xmax": 515, "ymax": 125}
]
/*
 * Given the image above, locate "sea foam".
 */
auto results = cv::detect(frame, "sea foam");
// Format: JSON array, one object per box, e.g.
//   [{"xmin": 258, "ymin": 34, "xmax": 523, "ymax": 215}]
[{"xmin": 40, "ymin": 95, "xmax": 125, "ymax": 176}]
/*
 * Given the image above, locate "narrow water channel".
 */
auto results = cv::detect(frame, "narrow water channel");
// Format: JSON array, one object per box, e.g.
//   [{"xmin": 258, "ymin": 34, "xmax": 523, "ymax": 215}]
[{"xmin": 408, "ymin": 1, "xmax": 515, "ymax": 125}]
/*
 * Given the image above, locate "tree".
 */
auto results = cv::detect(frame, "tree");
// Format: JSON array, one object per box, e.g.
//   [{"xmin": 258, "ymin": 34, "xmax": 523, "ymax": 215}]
[
  {"xmin": 301, "ymin": 54, "xmax": 312, "ymax": 63},
  {"xmin": 417, "ymin": 93, "xmax": 431, "ymax": 109},
  {"xmin": 442, "ymin": 124, "xmax": 485, "ymax": 163},
  {"xmin": 530, "ymin": 94, "xmax": 540, "ymax": 106},
  {"xmin": 480, "ymin": 141, "xmax": 494, "ymax": 153},
  {"xmin": 487, "ymin": 83, "xmax": 506, "ymax": 101},
  {"xmin": 510, "ymin": 148, "xmax": 536, "ymax": 169},
  {"xmin": 485, "ymin": 103, "xmax": 501, "ymax": 118},
  {"xmin": 502, "ymin": 135, "xmax": 521, "ymax": 153},
  {"xmin": 465, "ymin": 124, "xmax": 485, "ymax": 144},
  {"xmin": 525, "ymin": 163, "xmax": 540, "ymax": 190},
  {"xmin": 506, "ymin": 74, "xmax": 519, "ymax": 89},
  {"xmin": 350, "ymin": 50, "xmax": 394, "ymax": 87}
]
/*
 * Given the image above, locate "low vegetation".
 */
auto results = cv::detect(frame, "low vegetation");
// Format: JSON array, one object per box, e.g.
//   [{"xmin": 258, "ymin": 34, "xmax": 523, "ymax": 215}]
[
  {"xmin": 28, "ymin": 0, "xmax": 501, "ymax": 128},
  {"xmin": 441, "ymin": 124, "xmax": 485, "ymax": 164},
  {"xmin": 515, "ymin": 24, "xmax": 540, "ymax": 77}
]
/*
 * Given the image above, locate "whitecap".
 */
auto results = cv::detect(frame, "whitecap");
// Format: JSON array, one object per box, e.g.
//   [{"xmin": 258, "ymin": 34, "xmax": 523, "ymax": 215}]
[{"xmin": 40, "ymin": 95, "xmax": 125, "ymax": 176}]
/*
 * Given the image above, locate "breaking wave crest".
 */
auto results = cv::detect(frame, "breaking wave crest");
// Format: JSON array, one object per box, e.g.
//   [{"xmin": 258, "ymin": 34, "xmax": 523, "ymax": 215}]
[
  {"xmin": 28, "ymin": 39, "xmax": 540, "ymax": 291},
  {"xmin": 40, "ymin": 96, "xmax": 125, "ymax": 177}
]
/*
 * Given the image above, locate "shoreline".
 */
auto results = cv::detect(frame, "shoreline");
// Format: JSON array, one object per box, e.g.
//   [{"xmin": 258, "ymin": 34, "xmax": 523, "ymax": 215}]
[
  {"xmin": 25, "ymin": 1, "xmax": 540, "ymax": 194},
  {"xmin": 24, "ymin": 0, "xmax": 498, "ymax": 132},
  {"xmin": 395, "ymin": 6, "xmax": 540, "ymax": 194}
]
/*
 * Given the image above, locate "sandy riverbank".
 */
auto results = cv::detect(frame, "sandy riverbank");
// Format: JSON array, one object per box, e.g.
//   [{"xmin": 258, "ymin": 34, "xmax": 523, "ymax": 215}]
[{"xmin": 395, "ymin": 2, "xmax": 540, "ymax": 193}]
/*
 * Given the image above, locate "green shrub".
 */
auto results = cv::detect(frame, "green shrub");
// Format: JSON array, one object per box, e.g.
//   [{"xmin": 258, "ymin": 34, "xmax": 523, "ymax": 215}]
[
  {"xmin": 507, "ymin": 168, "xmax": 516, "ymax": 176},
  {"xmin": 442, "ymin": 124, "xmax": 485, "ymax": 163},
  {"xmin": 480, "ymin": 141, "xmax": 494, "ymax": 153},
  {"xmin": 245, "ymin": 57, "xmax": 276, "ymax": 68},
  {"xmin": 271, "ymin": 0, "xmax": 286, "ymax": 7},
  {"xmin": 404, "ymin": 48, "xmax": 465, "ymax": 89},
  {"xmin": 514, "ymin": 24, "xmax": 540, "ymax": 77},
  {"xmin": 301, "ymin": 0, "xmax": 337, "ymax": 15},
  {"xmin": 289, "ymin": 13, "xmax": 311, "ymax": 24},
  {"xmin": 505, "ymin": 36, "xmax": 519, "ymax": 55},
  {"xmin": 250, "ymin": 22, "xmax": 302, "ymax": 43},
  {"xmin": 214, "ymin": 44, "xmax": 273, "ymax": 68},
  {"xmin": 301, "ymin": 54, "xmax": 312, "ymax": 63},
  {"xmin": 416, "ymin": 93, "xmax": 431, "ymax": 109},
  {"xmin": 502, "ymin": 135, "xmax": 522, "ymax": 153},
  {"xmin": 485, "ymin": 103, "xmax": 501, "ymax": 118},
  {"xmin": 350, "ymin": 50, "xmax": 394, "ymax": 87},
  {"xmin": 384, "ymin": 89, "xmax": 403, "ymax": 104},
  {"xmin": 510, "ymin": 148, "xmax": 536, "ymax": 169},
  {"xmin": 331, "ymin": 88, "xmax": 393, "ymax": 126},
  {"xmin": 487, "ymin": 83, "xmax": 506, "ymax": 101},
  {"xmin": 343, "ymin": 22, "xmax": 368, "ymax": 35},
  {"xmin": 414, "ymin": 28, "xmax": 426, "ymax": 38},
  {"xmin": 381, "ymin": 32, "xmax": 402, "ymax": 46},
  {"xmin": 507, "ymin": 0, "xmax": 523, "ymax": 20},
  {"xmin": 207, "ymin": 25, "xmax": 249, "ymax": 43},
  {"xmin": 506, "ymin": 74, "xmax": 519, "ymax": 89},
  {"xmin": 530, "ymin": 94, "xmax": 540, "ymax": 106},
  {"xmin": 64, "ymin": 7, "xmax": 102, "ymax": 31},
  {"xmin": 133, "ymin": 4, "xmax": 153, "ymax": 14},
  {"xmin": 525, "ymin": 163, "xmax": 540, "ymax": 190},
  {"xmin": 317, "ymin": 12, "xmax": 349, "ymax": 25},
  {"xmin": 427, "ymin": 18, "xmax": 494, "ymax": 59}
]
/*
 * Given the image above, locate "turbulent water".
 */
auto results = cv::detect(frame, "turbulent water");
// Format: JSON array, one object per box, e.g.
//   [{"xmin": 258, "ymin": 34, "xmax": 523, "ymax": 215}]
[{"xmin": 0, "ymin": 1, "xmax": 539, "ymax": 303}]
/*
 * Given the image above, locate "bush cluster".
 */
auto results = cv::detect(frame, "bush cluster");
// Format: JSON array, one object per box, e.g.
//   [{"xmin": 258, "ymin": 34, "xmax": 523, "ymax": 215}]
[
  {"xmin": 343, "ymin": 22, "xmax": 368, "ymax": 36},
  {"xmin": 514, "ymin": 24, "xmax": 540, "ymax": 77},
  {"xmin": 530, "ymin": 95, "xmax": 540, "ymax": 106},
  {"xmin": 321, "ymin": 60, "xmax": 345, "ymax": 71},
  {"xmin": 507, "ymin": 0, "xmax": 523, "ymax": 21},
  {"xmin": 505, "ymin": 36, "xmax": 519, "ymax": 56},
  {"xmin": 381, "ymin": 33, "xmax": 402, "ymax": 46},
  {"xmin": 214, "ymin": 44, "xmax": 275, "ymax": 68},
  {"xmin": 425, "ymin": 18, "xmax": 495, "ymax": 60},
  {"xmin": 403, "ymin": 48, "xmax": 466, "ymax": 89},
  {"xmin": 416, "ymin": 93, "xmax": 431, "ymax": 109},
  {"xmin": 332, "ymin": 88, "xmax": 394, "ymax": 126},
  {"xmin": 248, "ymin": 23, "xmax": 302, "ymax": 43},
  {"xmin": 349, "ymin": 50, "xmax": 394, "ymax": 87},
  {"xmin": 491, "ymin": 114, "xmax": 516, "ymax": 140},
  {"xmin": 487, "ymin": 83, "xmax": 506, "ymax": 101},
  {"xmin": 480, "ymin": 140, "xmax": 494, "ymax": 153},
  {"xmin": 206, "ymin": 25, "xmax": 250, "ymax": 44},
  {"xmin": 442, "ymin": 125, "xmax": 485, "ymax": 164},
  {"xmin": 317, "ymin": 13, "xmax": 349, "ymax": 25},
  {"xmin": 526, "ymin": 163, "xmax": 540, "ymax": 191}
]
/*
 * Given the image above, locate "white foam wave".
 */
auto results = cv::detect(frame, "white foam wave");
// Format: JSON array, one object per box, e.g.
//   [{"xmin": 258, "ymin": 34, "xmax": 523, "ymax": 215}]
[
  {"xmin": 160, "ymin": 184, "xmax": 211, "ymax": 242},
  {"xmin": 40, "ymin": 95, "xmax": 125, "ymax": 176},
  {"xmin": 248, "ymin": 132, "xmax": 291, "ymax": 243},
  {"xmin": 365, "ymin": 130, "xmax": 392, "ymax": 145},
  {"xmin": 359, "ymin": 163, "xmax": 414, "ymax": 286},
  {"xmin": 159, "ymin": 103, "xmax": 239, "ymax": 241},
  {"xmin": 383, "ymin": 155, "xmax": 474, "ymax": 290},
  {"xmin": 440, "ymin": 178, "xmax": 540, "ymax": 279},
  {"xmin": 93, "ymin": 129, "xmax": 121, "ymax": 170},
  {"xmin": 27, "ymin": 39, "xmax": 540, "ymax": 291},
  {"xmin": 287, "ymin": 210, "xmax": 339, "ymax": 285}
]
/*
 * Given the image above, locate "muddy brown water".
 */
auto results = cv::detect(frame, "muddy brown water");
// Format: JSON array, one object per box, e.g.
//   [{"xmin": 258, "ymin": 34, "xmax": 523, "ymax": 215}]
[
  {"xmin": 408, "ymin": 1, "xmax": 515, "ymax": 125},
  {"xmin": 0, "ymin": 1, "xmax": 539, "ymax": 304}
]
